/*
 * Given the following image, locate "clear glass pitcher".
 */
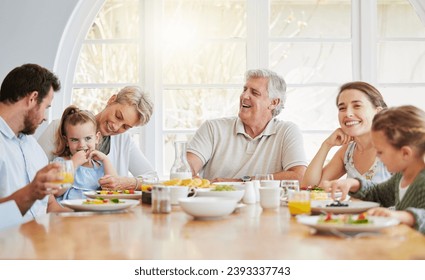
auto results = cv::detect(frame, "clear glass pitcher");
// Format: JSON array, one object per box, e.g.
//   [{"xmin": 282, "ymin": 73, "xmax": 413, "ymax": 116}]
[{"xmin": 170, "ymin": 141, "xmax": 192, "ymax": 179}]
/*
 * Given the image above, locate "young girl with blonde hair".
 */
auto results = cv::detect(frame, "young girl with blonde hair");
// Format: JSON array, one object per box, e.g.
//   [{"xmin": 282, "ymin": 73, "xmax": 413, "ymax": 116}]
[
  {"xmin": 54, "ymin": 105, "xmax": 117, "ymax": 201},
  {"xmin": 323, "ymin": 105, "xmax": 425, "ymax": 233}
]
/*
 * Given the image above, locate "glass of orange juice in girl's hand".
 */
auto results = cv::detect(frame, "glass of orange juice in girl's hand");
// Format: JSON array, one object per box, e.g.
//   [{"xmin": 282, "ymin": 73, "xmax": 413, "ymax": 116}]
[
  {"xmin": 52, "ymin": 159, "xmax": 74, "ymax": 188},
  {"xmin": 288, "ymin": 190, "xmax": 311, "ymax": 216}
]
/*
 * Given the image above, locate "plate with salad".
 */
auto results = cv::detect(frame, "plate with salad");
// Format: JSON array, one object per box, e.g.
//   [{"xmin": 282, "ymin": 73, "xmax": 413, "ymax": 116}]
[
  {"xmin": 83, "ymin": 190, "xmax": 142, "ymax": 200},
  {"xmin": 297, "ymin": 213, "xmax": 399, "ymax": 233},
  {"xmin": 61, "ymin": 198, "xmax": 139, "ymax": 211}
]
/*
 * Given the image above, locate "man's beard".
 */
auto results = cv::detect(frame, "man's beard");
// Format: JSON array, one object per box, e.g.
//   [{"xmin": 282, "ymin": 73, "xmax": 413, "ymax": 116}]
[{"xmin": 21, "ymin": 109, "xmax": 39, "ymax": 135}]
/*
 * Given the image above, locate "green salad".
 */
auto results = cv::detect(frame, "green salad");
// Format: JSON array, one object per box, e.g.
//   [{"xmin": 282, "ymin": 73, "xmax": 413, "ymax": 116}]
[{"xmin": 211, "ymin": 185, "xmax": 236, "ymax": 191}]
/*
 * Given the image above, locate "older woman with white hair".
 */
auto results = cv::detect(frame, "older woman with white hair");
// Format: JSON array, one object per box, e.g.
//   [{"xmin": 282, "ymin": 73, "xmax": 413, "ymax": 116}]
[
  {"xmin": 38, "ymin": 86, "xmax": 154, "ymax": 189},
  {"xmin": 187, "ymin": 69, "xmax": 308, "ymax": 182}
]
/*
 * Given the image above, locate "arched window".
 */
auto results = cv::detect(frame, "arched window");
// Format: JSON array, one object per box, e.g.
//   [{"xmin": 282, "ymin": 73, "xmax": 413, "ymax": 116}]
[{"xmin": 69, "ymin": 0, "xmax": 425, "ymax": 179}]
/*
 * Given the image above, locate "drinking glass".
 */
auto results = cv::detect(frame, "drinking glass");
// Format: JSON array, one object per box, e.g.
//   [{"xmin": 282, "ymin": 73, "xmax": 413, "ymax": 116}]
[
  {"xmin": 287, "ymin": 190, "xmax": 311, "ymax": 216},
  {"xmin": 280, "ymin": 180, "xmax": 300, "ymax": 202},
  {"xmin": 138, "ymin": 171, "xmax": 159, "ymax": 191},
  {"xmin": 52, "ymin": 159, "xmax": 74, "ymax": 188}
]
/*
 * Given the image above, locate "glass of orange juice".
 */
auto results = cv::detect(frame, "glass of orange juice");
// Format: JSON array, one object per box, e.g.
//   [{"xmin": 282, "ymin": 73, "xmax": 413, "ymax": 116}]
[
  {"xmin": 287, "ymin": 190, "xmax": 311, "ymax": 216},
  {"xmin": 52, "ymin": 159, "xmax": 74, "ymax": 188}
]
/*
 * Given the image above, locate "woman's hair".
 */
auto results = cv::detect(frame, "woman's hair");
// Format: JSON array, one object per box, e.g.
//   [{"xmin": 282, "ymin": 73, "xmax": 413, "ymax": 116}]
[
  {"xmin": 54, "ymin": 105, "xmax": 98, "ymax": 157},
  {"xmin": 372, "ymin": 105, "xmax": 425, "ymax": 155},
  {"xmin": 245, "ymin": 69, "xmax": 287, "ymax": 117},
  {"xmin": 114, "ymin": 86, "xmax": 154, "ymax": 126},
  {"xmin": 337, "ymin": 81, "xmax": 387, "ymax": 109}
]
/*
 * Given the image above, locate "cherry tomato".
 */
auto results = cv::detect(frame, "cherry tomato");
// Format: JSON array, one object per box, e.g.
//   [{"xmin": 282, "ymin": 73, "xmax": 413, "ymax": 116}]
[{"xmin": 324, "ymin": 213, "xmax": 332, "ymax": 221}]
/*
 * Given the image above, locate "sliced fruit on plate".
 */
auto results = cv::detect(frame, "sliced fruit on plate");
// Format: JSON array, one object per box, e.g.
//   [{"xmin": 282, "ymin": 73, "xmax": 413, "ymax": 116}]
[
  {"xmin": 199, "ymin": 179, "xmax": 211, "ymax": 188},
  {"xmin": 192, "ymin": 178, "xmax": 202, "ymax": 186},
  {"xmin": 83, "ymin": 197, "xmax": 123, "ymax": 204},
  {"xmin": 181, "ymin": 178, "xmax": 194, "ymax": 186},
  {"xmin": 163, "ymin": 178, "xmax": 182, "ymax": 186}
]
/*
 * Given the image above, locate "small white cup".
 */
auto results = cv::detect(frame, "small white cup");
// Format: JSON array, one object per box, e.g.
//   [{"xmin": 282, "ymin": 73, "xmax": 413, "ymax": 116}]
[
  {"xmin": 259, "ymin": 187, "xmax": 281, "ymax": 210},
  {"xmin": 170, "ymin": 186, "xmax": 190, "ymax": 205}
]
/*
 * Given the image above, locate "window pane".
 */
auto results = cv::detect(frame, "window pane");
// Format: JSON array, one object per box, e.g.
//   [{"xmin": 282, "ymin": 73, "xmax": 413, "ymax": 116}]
[
  {"xmin": 74, "ymin": 43, "xmax": 139, "ymax": 83},
  {"xmin": 87, "ymin": 0, "xmax": 139, "ymax": 40},
  {"xmin": 163, "ymin": 0, "xmax": 246, "ymax": 39},
  {"xmin": 163, "ymin": 42, "xmax": 246, "ymax": 84},
  {"xmin": 302, "ymin": 132, "xmax": 339, "ymax": 162},
  {"xmin": 72, "ymin": 87, "xmax": 121, "ymax": 114},
  {"xmin": 277, "ymin": 87, "xmax": 339, "ymax": 131},
  {"xmin": 377, "ymin": 42, "xmax": 425, "ymax": 83},
  {"xmin": 378, "ymin": 0, "xmax": 425, "ymax": 38},
  {"xmin": 164, "ymin": 88, "xmax": 240, "ymax": 130},
  {"xmin": 380, "ymin": 86, "xmax": 425, "ymax": 112},
  {"xmin": 270, "ymin": 0, "xmax": 351, "ymax": 38},
  {"xmin": 270, "ymin": 42, "xmax": 352, "ymax": 84}
]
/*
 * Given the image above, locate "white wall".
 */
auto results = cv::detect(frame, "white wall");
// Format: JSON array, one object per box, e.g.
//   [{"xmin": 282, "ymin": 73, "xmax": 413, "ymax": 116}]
[
  {"xmin": 0, "ymin": 0, "xmax": 103, "ymax": 137},
  {"xmin": 0, "ymin": 0, "xmax": 79, "ymax": 79}
]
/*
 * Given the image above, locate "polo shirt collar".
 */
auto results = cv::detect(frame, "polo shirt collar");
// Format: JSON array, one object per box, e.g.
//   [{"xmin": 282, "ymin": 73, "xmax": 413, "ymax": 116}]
[{"xmin": 236, "ymin": 117, "xmax": 278, "ymax": 138}]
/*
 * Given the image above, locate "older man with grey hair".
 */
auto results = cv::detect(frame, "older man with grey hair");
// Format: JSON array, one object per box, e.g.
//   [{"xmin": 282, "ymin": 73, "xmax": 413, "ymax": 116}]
[{"xmin": 187, "ymin": 69, "xmax": 307, "ymax": 182}]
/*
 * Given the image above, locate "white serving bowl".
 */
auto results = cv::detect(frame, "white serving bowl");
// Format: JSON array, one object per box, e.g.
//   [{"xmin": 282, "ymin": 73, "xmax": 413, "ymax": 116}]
[
  {"xmin": 178, "ymin": 197, "xmax": 238, "ymax": 220},
  {"xmin": 195, "ymin": 188, "xmax": 245, "ymax": 202},
  {"xmin": 211, "ymin": 182, "xmax": 247, "ymax": 192}
]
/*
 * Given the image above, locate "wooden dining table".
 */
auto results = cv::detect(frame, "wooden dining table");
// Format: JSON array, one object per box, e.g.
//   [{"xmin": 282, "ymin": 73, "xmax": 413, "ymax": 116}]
[{"xmin": 1, "ymin": 201, "xmax": 425, "ymax": 260}]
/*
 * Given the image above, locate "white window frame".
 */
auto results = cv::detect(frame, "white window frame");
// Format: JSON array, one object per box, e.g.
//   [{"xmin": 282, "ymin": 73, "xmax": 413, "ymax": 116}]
[{"xmin": 53, "ymin": 0, "xmax": 425, "ymax": 179}]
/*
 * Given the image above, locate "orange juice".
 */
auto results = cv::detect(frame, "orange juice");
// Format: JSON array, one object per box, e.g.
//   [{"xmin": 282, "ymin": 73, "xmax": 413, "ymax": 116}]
[
  {"xmin": 52, "ymin": 172, "xmax": 74, "ymax": 185},
  {"xmin": 288, "ymin": 200, "xmax": 311, "ymax": 215},
  {"xmin": 61, "ymin": 172, "xmax": 74, "ymax": 184}
]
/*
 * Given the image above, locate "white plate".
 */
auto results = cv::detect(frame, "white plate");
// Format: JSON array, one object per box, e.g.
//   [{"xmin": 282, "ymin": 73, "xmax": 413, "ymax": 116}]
[
  {"xmin": 61, "ymin": 199, "xmax": 139, "ymax": 211},
  {"xmin": 83, "ymin": 190, "xmax": 142, "ymax": 200},
  {"xmin": 297, "ymin": 215, "xmax": 400, "ymax": 233},
  {"xmin": 311, "ymin": 200, "xmax": 380, "ymax": 214}
]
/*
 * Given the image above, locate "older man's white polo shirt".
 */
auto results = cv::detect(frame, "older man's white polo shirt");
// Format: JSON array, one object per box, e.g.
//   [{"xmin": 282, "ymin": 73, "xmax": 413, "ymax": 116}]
[{"xmin": 187, "ymin": 117, "xmax": 308, "ymax": 180}]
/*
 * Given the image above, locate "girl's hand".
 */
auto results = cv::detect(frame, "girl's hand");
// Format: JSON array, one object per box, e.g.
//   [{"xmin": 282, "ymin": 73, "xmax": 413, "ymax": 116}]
[
  {"xmin": 88, "ymin": 150, "xmax": 107, "ymax": 162},
  {"xmin": 368, "ymin": 208, "xmax": 415, "ymax": 227},
  {"xmin": 367, "ymin": 207, "xmax": 392, "ymax": 217},
  {"xmin": 71, "ymin": 150, "xmax": 88, "ymax": 167},
  {"xmin": 323, "ymin": 128, "xmax": 352, "ymax": 148},
  {"xmin": 320, "ymin": 178, "xmax": 358, "ymax": 201}
]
